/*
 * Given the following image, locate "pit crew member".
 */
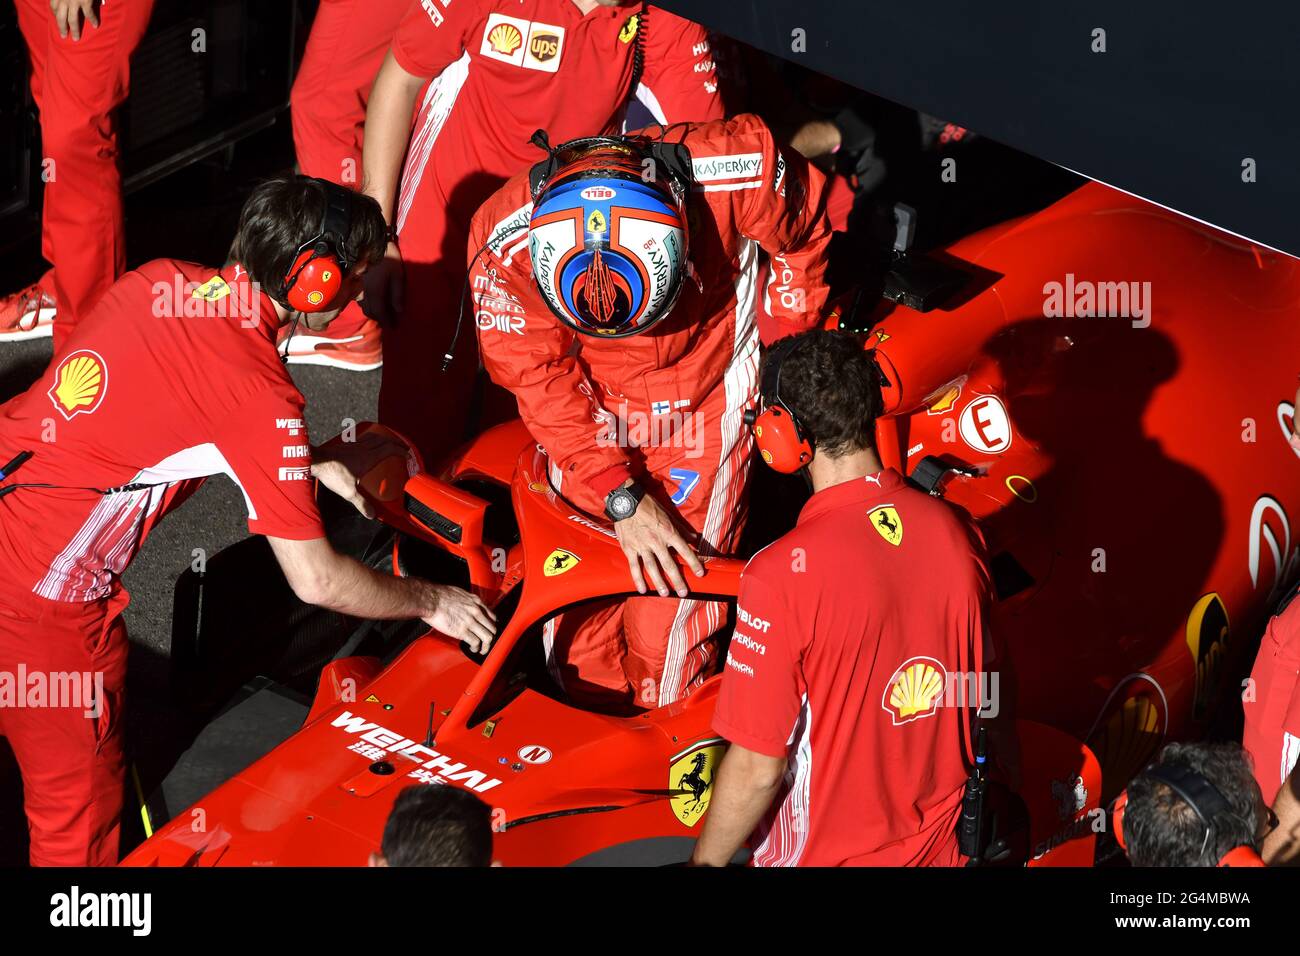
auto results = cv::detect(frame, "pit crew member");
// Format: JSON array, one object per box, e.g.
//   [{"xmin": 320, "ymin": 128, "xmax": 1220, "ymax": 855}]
[
  {"xmin": 692, "ymin": 331, "xmax": 993, "ymax": 866},
  {"xmin": 369, "ymin": 785, "xmax": 495, "ymax": 867},
  {"xmin": 360, "ymin": 0, "xmax": 722, "ymax": 462},
  {"xmin": 283, "ymin": 0, "xmax": 411, "ymax": 370},
  {"xmin": 1, "ymin": 0, "xmax": 155, "ymax": 347},
  {"xmin": 0, "ymin": 176, "xmax": 494, "ymax": 866},
  {"xmin": 1120, "ymin": 742, "xmax": 1270, "ymax": 867},
  {"xmin": 465, "ymin": 113, "xmax": 832, "ymax": 710}
]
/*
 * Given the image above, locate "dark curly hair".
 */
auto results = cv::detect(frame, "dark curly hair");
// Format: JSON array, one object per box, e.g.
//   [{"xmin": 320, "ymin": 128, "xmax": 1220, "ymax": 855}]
[
  {"xmin": 380, "ymin": 785, "xmax": 493, "ymax": 867},
  {"xmin": 227, "ymin": 175, "xmax": 387, "ymax": 305},
  {"xmin": 1123, "ymin": 742, "xmax": 1264, "ymax": 867},
  {"xmin": 762, "ymin": 329, "xmax": 882, "ymax": 458}
]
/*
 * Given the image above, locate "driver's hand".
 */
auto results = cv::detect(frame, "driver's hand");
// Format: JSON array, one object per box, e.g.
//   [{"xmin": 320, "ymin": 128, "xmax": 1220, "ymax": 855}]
[
  {"xmin": 422, "ymin": 584, "xmax": 497, "ymax": 654},
  {"xmin": 311, "ymin": 430, "xmax": 411, "ymax": 518},
  {"xmin": 614, "ymin": 490, "xmax": 705, "ymax": 598},
  {"xmin": 361, "ymin": 241, "xmax": 405, "ymax": 327}
]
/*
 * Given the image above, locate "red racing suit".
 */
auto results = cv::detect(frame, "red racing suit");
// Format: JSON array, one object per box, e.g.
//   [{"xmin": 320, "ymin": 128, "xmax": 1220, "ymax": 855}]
[
  {"xmin": 378, "ymin": 0, "xmax": 722, "ymax": 463},
  {"xmin": 15, "ymin": 0, "xmax": 155, "ymax": 348},
  {"xmin": 466, "ymin": 113, "xmax": 832, "ymax": 709},
  {"xmin": 0, "ymin": 261, "xmax": 325, "ymax": 865}
]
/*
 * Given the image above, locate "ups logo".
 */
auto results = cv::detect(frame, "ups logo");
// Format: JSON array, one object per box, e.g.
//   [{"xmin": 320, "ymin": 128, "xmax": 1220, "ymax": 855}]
[{"xmin": 529, "ymin": 32, "xmax": 559, "ymax": 61}]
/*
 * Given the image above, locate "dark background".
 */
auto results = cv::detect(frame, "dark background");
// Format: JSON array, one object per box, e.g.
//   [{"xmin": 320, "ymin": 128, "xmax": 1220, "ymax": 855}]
[{"xmin": 660, "ymin": 0, "xmax": 1300, "ymax": 257}]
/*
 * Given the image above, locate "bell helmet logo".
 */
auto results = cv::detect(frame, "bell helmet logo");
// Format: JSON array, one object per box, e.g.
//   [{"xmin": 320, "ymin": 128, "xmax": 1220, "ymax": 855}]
[{"xmin": 581, "ymin": 186, "xmax": 616, "ymax": 201}]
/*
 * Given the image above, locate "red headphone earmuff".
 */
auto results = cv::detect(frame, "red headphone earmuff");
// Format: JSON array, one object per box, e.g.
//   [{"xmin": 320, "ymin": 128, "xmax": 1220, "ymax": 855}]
[
  {"xmin": 753, "ymin": 403, "xmax": 813, "ymax": 473},
  {"xmin": 284, "ymin": 246, "xmax": 344, "ymax": 313},
  {"xmin": 749, "ymin": 335, "xmax": 815, "ymax": 473},
  {"xmin": 281, "ymin": 179, "xmax": 354, "ymax": 314}
]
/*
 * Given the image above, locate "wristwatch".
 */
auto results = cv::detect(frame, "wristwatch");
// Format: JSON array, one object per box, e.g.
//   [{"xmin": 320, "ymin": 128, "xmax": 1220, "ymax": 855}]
[{"xmin": 604, "ymin": 481, "xmax": 645, "ymax": 522}]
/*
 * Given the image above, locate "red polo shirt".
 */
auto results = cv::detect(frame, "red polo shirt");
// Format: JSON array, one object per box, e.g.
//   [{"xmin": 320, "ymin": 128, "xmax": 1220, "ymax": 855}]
[
  {"xmin": 713, "ymin": 468, "xmax": 993, "ymax": 866},
  {"xmin": 0, "ymin": 260, "xmax": 324, "ymax": 604},
  {"xmin": 1242, "ymin": 592, "xmax": 1300, "ymax": 804}
]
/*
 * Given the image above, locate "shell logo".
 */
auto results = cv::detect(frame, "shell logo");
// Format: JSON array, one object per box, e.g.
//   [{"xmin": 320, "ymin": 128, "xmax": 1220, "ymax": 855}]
[
  {"xmin": 882, "ymin": 656, "xmax": 948, "ymax": 726},
  {"xmin": 488, "ymin": 22, "xmax": 523, "ymax": 55},
  {"xmin": 48, "ymin": 349, "xmax": 108, "ymax": 420},
  {"xmin": 307, "ymin": 290, "xmax": 325, "ymax": 306}
]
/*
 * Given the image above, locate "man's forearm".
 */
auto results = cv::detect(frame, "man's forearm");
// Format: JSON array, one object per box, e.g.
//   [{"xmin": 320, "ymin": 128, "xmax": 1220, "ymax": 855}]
[
  {"xmin": 309, "ymin": 552, "xmax": 435, "ymax": 622},
  {"xmin": 692, "ymin": 750, "xmax": 784, "ymax": 866},
  {"xmin": 362, "ymin": 52, "xmax": 423, "ymax": 223}
]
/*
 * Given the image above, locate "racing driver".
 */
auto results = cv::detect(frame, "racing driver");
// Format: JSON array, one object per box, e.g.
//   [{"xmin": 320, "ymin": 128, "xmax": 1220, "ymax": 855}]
[
  {"xmin": 0, "ymin": 176, "xmax": 494, "ymax": 867},
  {"xmin": 360, "ymin": 0, "xmax": 723, "ymax": 462},
  {"xmin": 465, "ymin": 113, "xmax": 832, "ymax": 711}
]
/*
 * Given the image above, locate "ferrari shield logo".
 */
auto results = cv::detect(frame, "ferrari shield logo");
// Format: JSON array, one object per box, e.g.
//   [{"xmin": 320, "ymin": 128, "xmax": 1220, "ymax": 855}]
[
  {"xmin": 619, "ymin": 13, "xmax": 639, "ymax": 43},
  {"xmin": 587, "ymin": 209, "xmax": 606, "ymax": 234},
  {"xmin": 543, "ymin": 548, "xmax": 581, "ymax": 576},
  {"xmin": 868, "ymin": 505, "xmax": 903, "ymax": 546},
  {"xmin": 191, "ymin": 275, "xmax": 231, "ymax": 301},
  {"xmin": 670, "ymin": 740, "xmax": 724, "ymax": 827}
]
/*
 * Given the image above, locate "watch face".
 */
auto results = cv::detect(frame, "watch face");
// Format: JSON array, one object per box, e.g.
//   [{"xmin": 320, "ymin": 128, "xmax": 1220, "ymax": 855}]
[{"xmin": 610, "ymin": 492, "xmax": 634, "ymax": 519}]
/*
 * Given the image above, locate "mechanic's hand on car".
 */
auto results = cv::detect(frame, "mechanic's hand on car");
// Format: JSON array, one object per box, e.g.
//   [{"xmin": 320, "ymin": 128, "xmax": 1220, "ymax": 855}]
[
  {"xmin": 614, "ymin": 489, "xmax": 705, "ymax": 598},
  {"xmin": 361, "ymin": 241, "xmax": 405, "ymax": 327},
  {"xmin": 311, "ymin": 430, "xmax": 412, "ymax": 519},
  {"xmin": 51, "ymin": 0, "xmax": 99, "ymax": 40},
  {"xmin": 421, "ymin": 583, "xmax": 497, "ymax": 654}
]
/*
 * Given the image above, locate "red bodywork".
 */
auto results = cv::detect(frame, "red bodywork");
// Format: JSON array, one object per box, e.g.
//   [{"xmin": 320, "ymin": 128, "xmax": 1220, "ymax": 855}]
[{"xmin": 123, "ymin": 182, "xmax": 1300, "ymax": 866}]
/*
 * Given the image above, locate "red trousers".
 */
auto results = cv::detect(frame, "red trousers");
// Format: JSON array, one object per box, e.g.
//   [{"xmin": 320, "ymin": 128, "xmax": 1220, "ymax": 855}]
[
  {"xmin": 0, "ymin": 588, "xmax": 128, "ymax": 866},
  {"xmin": 290, "ymin": 0, "xmax": 407, "ymax": 187},
  {"xmin": 1243, "ymin": 597, "xmax": 1300, "ymax": 805},
  {"xmin": 290, "ymin": 0, "xmax": 408, "ymax": 343},
  {"xmin": 15, "ymin": 0, "xmax": 154, "ymax": 350},
  {"xmin": 544, "ymin": 349, "xmax": 760, "ymax": 711}
]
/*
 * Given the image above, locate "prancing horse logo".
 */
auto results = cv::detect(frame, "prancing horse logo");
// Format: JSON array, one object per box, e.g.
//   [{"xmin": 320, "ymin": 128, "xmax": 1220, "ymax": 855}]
[
  {"xmin": 669, "ymin": 740, "xmax": 724, "ymax": 827},
  {"xmin": 543, "ymin": 548, "xmax": 581, "ymax": 577}
]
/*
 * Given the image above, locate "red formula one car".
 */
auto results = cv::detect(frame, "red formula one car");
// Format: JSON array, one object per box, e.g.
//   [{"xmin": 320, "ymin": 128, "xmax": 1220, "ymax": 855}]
[{"xmin": 122, "ymin": 181, "xmax": 1300, "ymax": 867}]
